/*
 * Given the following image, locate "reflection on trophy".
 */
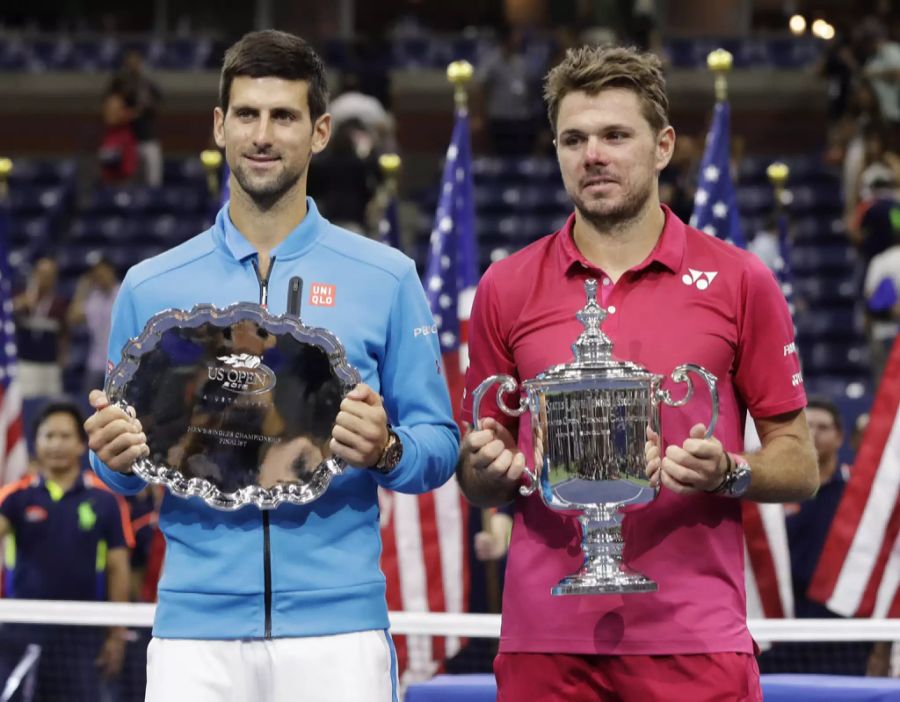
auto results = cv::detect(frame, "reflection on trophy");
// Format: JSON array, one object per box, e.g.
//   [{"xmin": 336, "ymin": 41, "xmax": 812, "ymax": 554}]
[
  {"xmin": 106, "ymin": 302, "xmax": 360, "ymax": 511},
  {"xmin": 472, "ymin": 279, "xmax": 720, "ymax": 595}
]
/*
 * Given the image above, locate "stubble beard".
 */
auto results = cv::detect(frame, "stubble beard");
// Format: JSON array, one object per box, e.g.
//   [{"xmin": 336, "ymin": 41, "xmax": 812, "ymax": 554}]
[
  {"xmin": 232, "ymin": 159, "xmax": 305, "ymax": 212},
  {"xmin": 571, "ymin": 176, "xmax": 654, "ymax": 234}
]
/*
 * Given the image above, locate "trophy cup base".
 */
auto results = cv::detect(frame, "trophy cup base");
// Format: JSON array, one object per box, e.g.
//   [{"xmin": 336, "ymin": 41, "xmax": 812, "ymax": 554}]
[{"xmin": 551, "ymin": 571, "xmax": 658, "ymax": 596}]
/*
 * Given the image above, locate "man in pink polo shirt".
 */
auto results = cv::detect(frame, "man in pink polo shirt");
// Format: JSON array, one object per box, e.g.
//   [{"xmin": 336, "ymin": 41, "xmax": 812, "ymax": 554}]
[{"xmin": 458, "ymin": 45, "xmax": 818, "ymax": 701}]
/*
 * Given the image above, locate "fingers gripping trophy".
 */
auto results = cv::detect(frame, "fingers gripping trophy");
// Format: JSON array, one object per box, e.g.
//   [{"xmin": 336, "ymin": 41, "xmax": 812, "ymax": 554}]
[{"xmin": 472, "ymin": 279, "xmax": 719, "ymax": 595}]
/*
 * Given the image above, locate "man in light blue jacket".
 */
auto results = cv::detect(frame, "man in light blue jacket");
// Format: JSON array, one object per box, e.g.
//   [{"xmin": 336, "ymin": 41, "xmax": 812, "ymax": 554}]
[{"xmin": 83, "ymin": 29, "xmax": 459, "ymax": 702}]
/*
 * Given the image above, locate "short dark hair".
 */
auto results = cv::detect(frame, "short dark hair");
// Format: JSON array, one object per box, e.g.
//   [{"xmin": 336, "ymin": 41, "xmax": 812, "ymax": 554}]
[
  {"xmin": 807, "ymin": 397, "xmax": 843, "ymax": 434},
  {"xmin": 219, "ymin": 30, "xmax": 329, "ymax": 122},
  {"xmin": 32, "ymin": 400, "xmax": 87, "ymax": 444},
  {"xmin": 543, "ymin": 45, "xmax": 669, "ymax": 135}
]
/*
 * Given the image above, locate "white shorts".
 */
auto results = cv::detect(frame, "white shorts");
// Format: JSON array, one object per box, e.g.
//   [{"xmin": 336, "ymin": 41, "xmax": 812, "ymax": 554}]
[{"xmin": 145, "ymin": 630, "xmax": 399, "ymax": 702}]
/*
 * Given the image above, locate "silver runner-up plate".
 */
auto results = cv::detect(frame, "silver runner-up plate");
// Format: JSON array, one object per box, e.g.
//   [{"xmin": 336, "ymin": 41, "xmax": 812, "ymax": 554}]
[{"xmin": 105, "ymin": 302, "xmax": 361, "ymax": 511}]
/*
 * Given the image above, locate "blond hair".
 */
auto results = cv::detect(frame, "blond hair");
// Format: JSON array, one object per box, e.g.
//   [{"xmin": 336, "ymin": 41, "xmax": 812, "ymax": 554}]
[{"xmin": 543, "ymin": 45, "xmax": 668, "ymax": 134}]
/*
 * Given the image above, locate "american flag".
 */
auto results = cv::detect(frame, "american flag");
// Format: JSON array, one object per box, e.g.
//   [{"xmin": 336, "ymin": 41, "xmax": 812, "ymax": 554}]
[
  {"xmin": 0, "ymin": 186, "xmax": 27, "ymax": 485},
  {"xmin": 378, "ymin": 106, "xmax": 474, "ymax": 682},
  {"xmin": 808, "ymin": 337, "xmax": 900, "ymax": 618},
  {"xmin": 691, "ymin": 106, "xmax": 794, "ymax": 621},
  {"xmin": 691, "ymin": 101, "xmax": 746, "ymax": 248}
]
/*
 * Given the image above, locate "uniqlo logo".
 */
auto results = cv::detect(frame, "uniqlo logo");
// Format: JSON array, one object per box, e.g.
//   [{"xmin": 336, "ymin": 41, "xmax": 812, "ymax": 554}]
[{"xmin": 309, "ymin": 283, "xmax": 336, "ymax": 307}]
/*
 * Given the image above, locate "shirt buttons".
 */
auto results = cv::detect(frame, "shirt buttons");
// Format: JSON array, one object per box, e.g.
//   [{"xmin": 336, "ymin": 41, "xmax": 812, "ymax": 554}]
[
  {"xmin": 602, "ymin": 277, "xmax": 611, "ymax": 286},
  {"xmin": 608, "ymin": 305, "xmax": 617, "ymax": 314}
]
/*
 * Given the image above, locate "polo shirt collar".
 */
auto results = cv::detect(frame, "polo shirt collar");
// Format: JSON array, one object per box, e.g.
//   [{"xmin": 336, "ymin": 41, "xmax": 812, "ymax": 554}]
[
  {"xmin": 216, "ymin": 197, "xmax": 326, "ymax": 262},
  {"xmin": 559, "ymin": 204, "xmax": 686, "ymax": 276},
  {"xmin": 37, "ymin": 472, "xmax": 88, "ymax": 498}
]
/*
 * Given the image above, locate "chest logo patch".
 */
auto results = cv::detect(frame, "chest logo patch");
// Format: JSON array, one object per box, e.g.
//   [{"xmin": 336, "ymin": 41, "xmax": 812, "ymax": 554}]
[
  {"xmin": 309, "ymin": 283, "xmax": 335, "ymax": 307},
  {"xmin": 77, "ymin": 502, "xmax": 97, "ymax": 531},
  {"xmin": 24, "ymin": 506, "xmax": 48, "ymax": 523},
  {"xmin": 681, "ymin": 268, "xmax": 718, "ymax": 291}
]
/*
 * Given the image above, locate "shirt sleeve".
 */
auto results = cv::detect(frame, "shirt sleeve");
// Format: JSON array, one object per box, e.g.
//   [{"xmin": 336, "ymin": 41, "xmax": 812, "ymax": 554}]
[
  {"xmin": 370, "ymin": 262, "xmax": 461, "ymax": 494},
  {"xmin": 0, "ymin": 489, "xmax": 21, "ymax": 530},
  {"xmin": 733, "ymin": 256, "xmax": 807, "ymax": 418},
  {"xmin": 460, "ymin": 266, "xmax": 519, "ymax": 433},
  {"xmin": 101, "ymin": 492, "xmax": 135, "ymax": 550},
  {"xmin": 89, "ymin": 273, "xmax": 149, "ymax": 496}
]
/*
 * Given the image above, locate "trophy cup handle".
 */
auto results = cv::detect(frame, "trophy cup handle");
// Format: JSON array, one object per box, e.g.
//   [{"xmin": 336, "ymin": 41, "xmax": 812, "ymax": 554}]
[
  {"xmin": 657, "ymin": 364, "xmax": 720, "ymax": 439},
  {"xmin": 470, "ymin": 374, "xmax": 538, "ymax": 496}
]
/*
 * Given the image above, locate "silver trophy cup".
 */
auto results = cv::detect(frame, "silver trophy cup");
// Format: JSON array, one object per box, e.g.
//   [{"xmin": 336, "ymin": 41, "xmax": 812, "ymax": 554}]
[{"xmin": 472, "ymin": 279, "xmax": 719, "ymax": 595}]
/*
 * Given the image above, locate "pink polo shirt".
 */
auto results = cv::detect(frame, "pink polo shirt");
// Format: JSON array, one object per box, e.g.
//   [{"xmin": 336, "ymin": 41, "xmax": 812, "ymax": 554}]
[{"xmin": 461, "ymin": 206, "xmax": 805, "ymax": 655}]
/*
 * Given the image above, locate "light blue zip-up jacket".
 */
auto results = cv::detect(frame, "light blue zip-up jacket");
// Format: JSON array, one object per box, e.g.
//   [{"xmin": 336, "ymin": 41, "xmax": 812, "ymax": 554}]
[{"xmin": 90, "ymin": 199, "xmax": 460, "ymax": 639}]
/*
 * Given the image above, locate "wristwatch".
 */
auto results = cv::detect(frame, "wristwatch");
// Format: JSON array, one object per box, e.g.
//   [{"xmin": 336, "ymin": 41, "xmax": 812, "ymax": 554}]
[
  {"xmin": 711, "ymin": 453, "xmax": 752, "ymax": 498},
  {"xmin": 372, "ymin": 428, "xmax": 403, "ymax": 474}
]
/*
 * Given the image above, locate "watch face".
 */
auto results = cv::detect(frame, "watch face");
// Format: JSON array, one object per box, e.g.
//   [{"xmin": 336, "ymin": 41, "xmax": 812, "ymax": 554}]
[
  {"xmin": 731, "ymin": 468, "xmax": 752, "ymax": 496},
  {"xmin": 384, "ymin": 440, "xmax": 403, "ymax": 469}
]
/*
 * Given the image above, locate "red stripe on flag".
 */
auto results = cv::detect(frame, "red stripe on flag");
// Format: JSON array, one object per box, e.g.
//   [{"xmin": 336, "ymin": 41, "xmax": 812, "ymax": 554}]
[
  {"xmin": 379, "ymin": 502, "xmax": 408, "ymax": 675},
  {"xmin": 808, "ymin": 338, "xmax": 900, "ymax": 610},
  {"xmin": 856, "ymin": 500, "xmax": 900, "ymax": 616},
  {"xmin": 742, "ymin": 501, "xmax": 785, "ymax": 618}
]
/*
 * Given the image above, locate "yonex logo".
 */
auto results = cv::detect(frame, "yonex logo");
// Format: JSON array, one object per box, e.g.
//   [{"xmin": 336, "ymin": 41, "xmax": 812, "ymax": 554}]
[{"xmin": 681, "ymin": 269, "xmax": 718, "ymax": 291}]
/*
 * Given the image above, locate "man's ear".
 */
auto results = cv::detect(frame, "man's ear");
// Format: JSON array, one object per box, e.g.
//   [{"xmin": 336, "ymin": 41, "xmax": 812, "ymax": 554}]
[
  {"xmin": 311, "ymin": 113, "xmax": 332, "ymax": 154},
  {"xmin": 213, "ymin": 107, "xmax": 226, "ymax": 149}
]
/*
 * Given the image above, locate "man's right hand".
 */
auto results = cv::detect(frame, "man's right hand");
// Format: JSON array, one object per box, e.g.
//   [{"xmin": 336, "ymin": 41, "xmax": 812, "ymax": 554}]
[
  {"xmin": 84, "ymin": 390, "xmax": 149, "ymax": 473},
  {"xmin": 460, "ymin": 417, "xmax": 527, "ymax": 491}
]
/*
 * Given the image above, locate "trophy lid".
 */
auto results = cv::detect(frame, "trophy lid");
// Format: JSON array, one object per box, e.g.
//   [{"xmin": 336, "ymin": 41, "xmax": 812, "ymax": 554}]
[{"xmin": 531, "ymin": 279, "xmax": 658, "ymax": 384}]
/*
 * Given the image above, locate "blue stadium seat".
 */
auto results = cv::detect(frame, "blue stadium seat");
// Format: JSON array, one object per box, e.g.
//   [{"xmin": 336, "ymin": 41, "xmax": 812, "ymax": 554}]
[
  {"xmin": 10, "ymin": 216, "xmax": 51, "ymax": 248},
  {"xmin": 793, "ymin": 277, "xmax": 857, "ymax": 305},
  {"xmin": 736, "ymin": 185, "xmax": 775, "ymax": 215},
  {"xmin": 802, "ymin": 342, "xmax": 870, "ymax": 376},
  {"xmin": 790, "ymin": 244, "xmax": 855, "ymax": 273},
  {"xmin": 795, "ymin": 307, "xmax": 860, "ymax": 340},
  {"xmin": 791, "ymin": 215, "xmax": 848, "ymax": 245}
]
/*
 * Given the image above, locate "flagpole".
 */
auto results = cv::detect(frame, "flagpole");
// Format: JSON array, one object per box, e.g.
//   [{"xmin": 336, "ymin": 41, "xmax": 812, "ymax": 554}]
[
  {"xmin": 200, "ymin": 149, "xmax": 223, "ymax": 200},
  {"xmin": 447, "ymin": 58, "xmax": 502, "ymax": 615},
  {"xmin": 707, "ymin": 48, "xmax": 732, "ymax": 103},
  {"xmin": 447, "ymin": 60, "xmax": 474, "ymax": 114},
  {"xmin": 0, "ymin": 157, "xmax": 11, "ymax": 202},
  {"xmin": 767, "ymin": 161, "xmax": 790, "ymax": 215}
]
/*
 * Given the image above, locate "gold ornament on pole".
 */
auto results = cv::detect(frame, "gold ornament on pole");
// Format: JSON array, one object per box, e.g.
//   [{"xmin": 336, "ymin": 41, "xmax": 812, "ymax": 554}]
[
  {"xmin": 447, "ymin": 60, "xmax": 474, "ymax": 112},
  {"xmin": 767, "ymin": 162, "xmax": 790, "ymax": 209},
  {"xmin": 200, "ymin": 149, "xmax": 224, "ymax": 199},
  {"xmin": 0, "ymin": 157, "xmax": 12, "ymax": 202},
  {"xmin": 707, "ymin": 49, "xmax": 733, "ymax": 103},
  {"xmin": 378, "ymin": 153, "xmax": 401, "ymax": 195}
]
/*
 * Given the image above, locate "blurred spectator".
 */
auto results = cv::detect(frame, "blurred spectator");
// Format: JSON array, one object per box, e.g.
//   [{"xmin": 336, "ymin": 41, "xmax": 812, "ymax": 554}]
[
  {"xmin": 329, "ymin": 73, "xmax": 396, "ymax": 155},
  {"xmin": 0, "ymin": 401, "xmax": 133, "ymax": 701},
  {"xmin": 307, "ymin": 117, "xmax": 379, "ymax": 233},
  {"xmin": 863, "ymin": 238, "xmax": 900, "ymax": 381},
  {"xmin": 849, "ymin": 159, "xmax": 900, "ymax": 271},
  {"xmin": 786, "ymin": 398, "xmax": 851, "ymax": 619},
  {"xmin": 858, "ymin": 17, "xmax": 900, "ymax": 148},
  {"xmin": 98, "ymin": 90, "xmax": 139, "ymax": 185},
  {"xmin": 658, "ymin": 133, "xmax": 700, "ymax": 223},
  {"xmin": 13, "ymin": 257, "xmax": 67, "ymax": 399},
  {"xmin": 478, "ymin": 26, "xmax": 543, "ymax": 156},
  {"xmin": 748, "ymin": 213, "xmax": 782, "ymax": 274},
  {"xmin": 820, "ymin": 29, "xmax": 861, "ymax": 123},
  {"xmin": 66, "ymin": 257, "xmax": 120, "ymax": 398},
  {"xmin": 109, "ymin": 50, "xmax": 163, "ymax": 186}
]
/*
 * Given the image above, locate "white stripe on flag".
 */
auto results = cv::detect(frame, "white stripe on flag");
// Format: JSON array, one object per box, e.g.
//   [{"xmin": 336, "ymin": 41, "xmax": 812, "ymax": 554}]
[
  {"xmin": 392, "ymin": 494, "xmax": 433, "ymax": 673},
  {"xmin": 828, "ymin": 408, "xmax": 900, "ymax": 616},
  {"xmin": 874, "ymin": 529, "xmax": 900, "ymax": 617},
  {"xmin": 758, "ymin": 502, "xmax": 794, "ymax": 618},
  {"xmin": 433, "ymin": 478, "xmax": 464, "ymax": 659}
]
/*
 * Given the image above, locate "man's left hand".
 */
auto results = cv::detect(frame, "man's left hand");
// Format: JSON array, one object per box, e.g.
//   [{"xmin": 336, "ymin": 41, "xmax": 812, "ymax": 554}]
[
  {"xmin": 95, "ymin": 630, "xmax": 126, "ymax": 678},
  {"xmin": 330, "ymin": 383, "xmax": 390, "ymax": 468},
  {"xmin": 657, "ymin": 423, "xmax": 728, "ymax": 494}
]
